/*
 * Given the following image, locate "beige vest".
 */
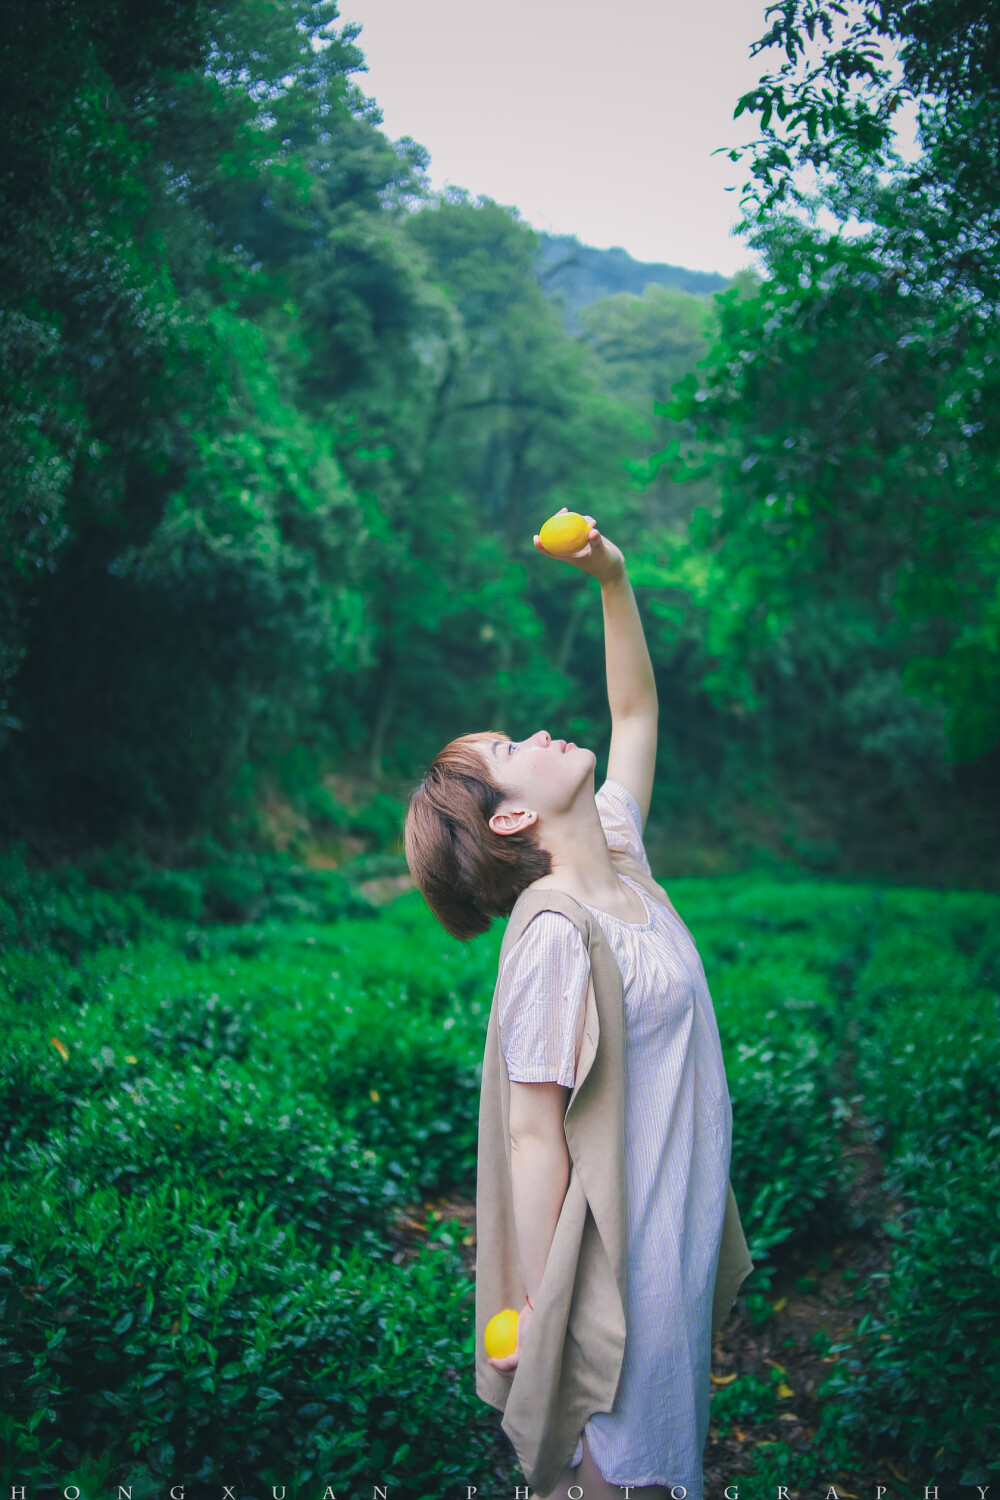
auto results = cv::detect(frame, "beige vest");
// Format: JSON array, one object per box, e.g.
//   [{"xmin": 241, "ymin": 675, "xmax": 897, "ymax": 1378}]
[{"xmin": 474, "ymin": 848, "xmax": 755, "ymax": 1497}]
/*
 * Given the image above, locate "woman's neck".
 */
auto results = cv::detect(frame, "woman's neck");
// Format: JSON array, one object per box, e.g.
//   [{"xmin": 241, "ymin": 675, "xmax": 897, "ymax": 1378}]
[{"xmin": 527, "ymin": 800, "xmax": 628, "ymax": 905}]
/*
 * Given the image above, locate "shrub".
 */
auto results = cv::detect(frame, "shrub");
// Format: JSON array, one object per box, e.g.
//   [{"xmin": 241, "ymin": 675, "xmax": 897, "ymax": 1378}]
[
  {"xmin": 725, "ymin": 1028, "xmax": 854, "ymax": 1274},
  {"xmin": 817, "ymin": 1126, "xmax": 1000, "ymax": 1483},
  {"xmin": 0, "ymin": 842, "xmax": 160, "ymax": 959},
  {"xmin": 5, "ymin": 1059, "xmax": 400, "ymax": 1254},
  {"xmin": 0, "ymin": 1181, "xmax": 499, "ymax": 1493}
]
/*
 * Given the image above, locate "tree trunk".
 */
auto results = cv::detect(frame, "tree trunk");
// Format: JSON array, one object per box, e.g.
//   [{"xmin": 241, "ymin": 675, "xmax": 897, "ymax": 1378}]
[
  {"xmin": 369, "ymin": 660, "xmax": 395, "ymax": 781},
  {"xmin": 504, "ymin": 417, "xmax": 532, "ymax": 553},
  {"xmin": 370, "ymin": 592, "xmax": 395, "ymax": 780},
  {"xmin": 554, "ymin": 590, "xmax": 587, "ymax": 677}
]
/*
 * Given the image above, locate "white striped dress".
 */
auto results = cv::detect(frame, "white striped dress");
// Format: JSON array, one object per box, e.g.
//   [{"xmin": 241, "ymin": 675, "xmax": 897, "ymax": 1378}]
[{"xmin": 497, "ymin": 779, "xmax": 733, "ymax": 1496}]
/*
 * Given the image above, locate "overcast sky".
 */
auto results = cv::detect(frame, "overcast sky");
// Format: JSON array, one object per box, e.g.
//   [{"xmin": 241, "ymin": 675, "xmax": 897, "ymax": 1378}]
[{"xmin": 333, "ymin": 0, "xmax": 787, "ymax": 277}]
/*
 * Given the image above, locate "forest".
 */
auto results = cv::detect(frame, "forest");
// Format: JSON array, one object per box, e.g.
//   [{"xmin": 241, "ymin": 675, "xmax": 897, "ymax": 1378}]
[
  {"xmin": 1, "ymin": 0, "xmax": 998, "ymax": 1492},
  {"xmin": 2, "ymin": 0, "xmax": 998, "ymax": 882}
]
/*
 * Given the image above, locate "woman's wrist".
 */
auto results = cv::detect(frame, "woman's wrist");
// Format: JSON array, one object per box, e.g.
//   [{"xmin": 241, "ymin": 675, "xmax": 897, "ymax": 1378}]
[{"xmin": 598, "ymin": 561, "xmax": 628, "ymax": 590}]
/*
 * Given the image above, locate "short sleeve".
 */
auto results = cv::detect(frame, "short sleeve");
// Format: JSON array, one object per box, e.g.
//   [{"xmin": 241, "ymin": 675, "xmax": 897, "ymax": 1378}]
[
  {"xmin": 595, "ymin": 778, "xmax": 652, "ymax": 875},
  {"xmin": 497, "ymin": 911, "xmax": 590, "ymax": 1088}
]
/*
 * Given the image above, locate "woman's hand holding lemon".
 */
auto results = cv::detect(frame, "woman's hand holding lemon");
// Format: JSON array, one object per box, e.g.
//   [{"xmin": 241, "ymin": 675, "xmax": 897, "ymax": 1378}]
[
  {"xmin": 534, "ymin": 508, "xmax": 625, "ymax": 586},
  {"xmin": 485, "ymin": 1303, "xmax": 532, "ymax": 1379}
]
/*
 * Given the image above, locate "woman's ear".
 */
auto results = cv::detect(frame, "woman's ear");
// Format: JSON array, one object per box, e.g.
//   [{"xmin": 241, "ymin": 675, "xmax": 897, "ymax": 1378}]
[{"xmin": 489, "ymin": 807, "xmax": 538, "ymax": 836}]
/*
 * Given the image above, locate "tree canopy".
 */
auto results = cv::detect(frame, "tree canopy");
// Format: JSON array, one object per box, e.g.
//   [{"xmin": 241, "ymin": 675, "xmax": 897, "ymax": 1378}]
[{"xmin": 1, "ymin": 0, "xmax": 996, "ymax": 884}]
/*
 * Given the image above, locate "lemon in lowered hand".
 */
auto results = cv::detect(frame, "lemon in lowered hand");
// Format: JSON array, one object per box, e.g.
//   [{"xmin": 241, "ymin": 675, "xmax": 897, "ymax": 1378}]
[
  {"xmin": 484, "ymin": 1307, "xmax": 521, "ymax": 1359},
  {"xmin": 538, "ymin": 511, "xmax": 592, "ymax": 557}
]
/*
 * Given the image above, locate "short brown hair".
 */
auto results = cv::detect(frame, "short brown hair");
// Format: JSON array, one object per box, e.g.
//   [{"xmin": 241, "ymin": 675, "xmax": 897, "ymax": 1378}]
[{"xmin": 404, "ymin": 730, "xmax": 553, "ymax": 941}]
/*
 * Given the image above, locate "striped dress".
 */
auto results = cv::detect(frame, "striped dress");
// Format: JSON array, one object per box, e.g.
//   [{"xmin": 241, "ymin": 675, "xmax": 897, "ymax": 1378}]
[{"xmin": 497, "ymin": 779, "xmax": 733, "ymax": 1496}]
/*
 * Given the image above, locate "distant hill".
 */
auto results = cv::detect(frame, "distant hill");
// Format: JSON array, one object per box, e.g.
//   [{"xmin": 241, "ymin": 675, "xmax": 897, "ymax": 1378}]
[{"xmin": 536, "ymin": 232, "xmax": 730, "ymax": 332}]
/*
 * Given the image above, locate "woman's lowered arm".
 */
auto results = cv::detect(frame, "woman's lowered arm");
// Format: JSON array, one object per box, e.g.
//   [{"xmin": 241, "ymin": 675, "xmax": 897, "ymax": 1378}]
[{"xmin": 486, "ymin": 1078, "xmax": 571, "ymax": 1377}]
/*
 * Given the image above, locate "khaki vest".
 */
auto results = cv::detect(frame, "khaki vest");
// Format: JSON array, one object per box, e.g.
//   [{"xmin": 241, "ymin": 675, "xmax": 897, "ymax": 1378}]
[{"xmin": 474, "ymin": 848, "xmax": 755, "ymax": 1497}]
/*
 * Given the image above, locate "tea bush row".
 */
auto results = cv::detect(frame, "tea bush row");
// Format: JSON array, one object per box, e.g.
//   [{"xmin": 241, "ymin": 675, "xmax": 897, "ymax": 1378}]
[
  {"xmin": 3, "ymin": 1047, "xmax": 400, "ymax": 1256},
  {"xmin": 681, "ymin": 878, "xmax": 1000, "ymax": 1485},
  {"xmin": 0, "ymin": 1178, "xmax": 497, "ymax": 1494},
  {"xmin": 0, "ymin": 840, "xmax": 377, "ymax": 959},
  {"xmin": 5, "ymin": 847, "xmax": 1000, "ymax": 1487},
  {"xmin": 815, "ymin": 1115, "xmax": 1000, "ymax": 1484}
]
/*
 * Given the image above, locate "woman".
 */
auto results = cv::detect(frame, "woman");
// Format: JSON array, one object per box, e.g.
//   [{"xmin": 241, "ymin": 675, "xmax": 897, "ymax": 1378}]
[{"xmin": 404, "ymin": 513, "xmax": 741, "ymax": 1500}]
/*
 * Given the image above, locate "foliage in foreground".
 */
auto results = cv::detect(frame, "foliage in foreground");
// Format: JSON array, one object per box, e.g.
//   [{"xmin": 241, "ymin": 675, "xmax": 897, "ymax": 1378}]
[{"xmin": 1, "ymin": 848, "xmax": 998, "ymax": 1484}]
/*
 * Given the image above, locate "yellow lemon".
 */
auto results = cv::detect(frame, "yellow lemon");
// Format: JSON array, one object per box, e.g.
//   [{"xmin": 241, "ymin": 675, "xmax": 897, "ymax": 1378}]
[
  {"xmin": 538, "ymin": 511, "xmax": 592, "ymax": 556},
  {"xmin": 484, "ymin": 1307, "xmax": 521, "ymax": 1359}
]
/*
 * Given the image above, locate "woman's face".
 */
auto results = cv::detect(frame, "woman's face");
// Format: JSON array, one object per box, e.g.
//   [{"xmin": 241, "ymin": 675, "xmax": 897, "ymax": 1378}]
[{"xmin": 475, "ymin": 729, "xmax": 596, "ymax": 831}]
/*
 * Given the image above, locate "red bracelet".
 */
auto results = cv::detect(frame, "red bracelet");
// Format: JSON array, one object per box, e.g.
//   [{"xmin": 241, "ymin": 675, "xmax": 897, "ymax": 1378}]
[{"xmin": 525, "ymin": 1294, "xmax": 534, "ymax": 1310}]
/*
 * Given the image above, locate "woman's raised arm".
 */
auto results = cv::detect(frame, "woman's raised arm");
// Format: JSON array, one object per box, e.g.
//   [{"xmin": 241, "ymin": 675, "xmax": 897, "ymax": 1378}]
[
  {"xmin": 601, "ymin": 569, "xmax": 658, "ymax": 829},
  {"xmin": 533, "ymin": 511, "xmax": 658, "ymax": 828}
]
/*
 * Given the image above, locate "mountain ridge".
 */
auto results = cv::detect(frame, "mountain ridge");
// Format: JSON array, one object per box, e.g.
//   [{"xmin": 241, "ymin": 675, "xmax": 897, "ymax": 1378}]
[{"xmin": 535, "ymin": 231, "xmax": 730, "ymax": 331}]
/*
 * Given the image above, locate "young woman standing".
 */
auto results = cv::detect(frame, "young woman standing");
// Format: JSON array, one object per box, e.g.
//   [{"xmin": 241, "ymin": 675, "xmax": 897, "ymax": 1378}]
[{"xmin": 404, "ymin": 513, "xmax": 747, "ymax": 1500}]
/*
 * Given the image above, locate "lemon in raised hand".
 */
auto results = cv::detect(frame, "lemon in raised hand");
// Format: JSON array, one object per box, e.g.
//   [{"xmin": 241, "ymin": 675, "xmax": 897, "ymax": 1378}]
[
  {"xmin": 538, "ymin": 511, "xmax": 592, "ymax": 557},
  {"xmin": 484, "ymin": 1307, "xmax": 521, "ymax": 1359}
]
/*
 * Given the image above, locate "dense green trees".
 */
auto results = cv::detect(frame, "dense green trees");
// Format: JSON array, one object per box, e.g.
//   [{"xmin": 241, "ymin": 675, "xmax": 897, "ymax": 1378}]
[
  {"xmin": 1, "ymin": 0, "xmax": 996, "ymax": 881},
  {"xmin": 734, "ymin": 0, "xmax": 1000, "ymax": 305},
  {"xmin": 650, "ymin": 0, "xmax": 1000, "ymax": 868},
  {"xmin": 663, "ymin": 226, "xmax": 999, "ymax": 772},
  {"xmin": 1, "ymin": 0, "xmax": 378, "ymax": 833},
  {"xmin": 0, "ymin": 0, "xmax": 645, "ymax": 845}
]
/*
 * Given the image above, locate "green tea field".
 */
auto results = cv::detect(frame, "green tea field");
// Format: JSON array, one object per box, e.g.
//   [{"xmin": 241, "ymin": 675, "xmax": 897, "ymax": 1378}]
[{"xmin": 2, "ymin": 845, "xmax": 998, "ymax": 1496}]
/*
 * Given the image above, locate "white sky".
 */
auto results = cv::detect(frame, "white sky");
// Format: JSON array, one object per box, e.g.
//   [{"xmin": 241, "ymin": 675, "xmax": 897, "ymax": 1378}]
[
  {"xmin": 334, "ymin": 0, "xmax": 922, "ymax": 279},
  {"xmin": 333, "ymin": 0, "xmax": 790, "ymax": 277}
]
